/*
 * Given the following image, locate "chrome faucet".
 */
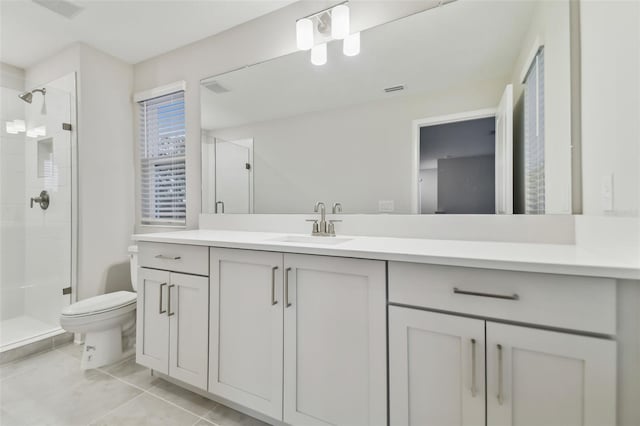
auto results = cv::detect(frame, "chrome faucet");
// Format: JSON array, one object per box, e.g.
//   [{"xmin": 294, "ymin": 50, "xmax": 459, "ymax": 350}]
[
  {"xmin": 332, "ymin": 202, "xmax": 342, "ymax": 214},
  {"xmin": 307, "ymin": 201, "xmax": 341, "ymax": 236},
  {"xmin": 314, "ymin": 201, "xmax": 327, "ymax": 235}
]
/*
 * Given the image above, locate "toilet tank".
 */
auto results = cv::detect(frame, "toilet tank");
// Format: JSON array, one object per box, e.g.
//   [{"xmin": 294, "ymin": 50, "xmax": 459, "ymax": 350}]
[{"xmin": 128, "ymin": 245, "xmax": 139, "ymax": 291}]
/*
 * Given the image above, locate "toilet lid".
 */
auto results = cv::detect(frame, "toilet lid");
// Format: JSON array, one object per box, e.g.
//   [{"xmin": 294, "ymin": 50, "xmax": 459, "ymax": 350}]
[{"xmin": 61, "ymin": 291, "xmax": 136, "ymax": 316}]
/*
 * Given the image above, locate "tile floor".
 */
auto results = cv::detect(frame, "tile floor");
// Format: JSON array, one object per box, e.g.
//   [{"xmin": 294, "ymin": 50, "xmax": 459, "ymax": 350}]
[{"xmin": 0, "ymin": 343, "xmax": 269, "ymax": 426}]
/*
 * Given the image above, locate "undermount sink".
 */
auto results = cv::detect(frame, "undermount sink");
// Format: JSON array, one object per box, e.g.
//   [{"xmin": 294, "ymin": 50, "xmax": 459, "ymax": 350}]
[{"xmin": 270, "ymin": 235, "xmax": 352, "ymax": 245}]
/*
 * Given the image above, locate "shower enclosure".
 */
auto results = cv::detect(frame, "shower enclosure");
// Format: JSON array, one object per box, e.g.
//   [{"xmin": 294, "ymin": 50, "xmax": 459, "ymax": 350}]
[{"xmin": 0, "ymin": 72, "xmax": 76, "ymax": 354}]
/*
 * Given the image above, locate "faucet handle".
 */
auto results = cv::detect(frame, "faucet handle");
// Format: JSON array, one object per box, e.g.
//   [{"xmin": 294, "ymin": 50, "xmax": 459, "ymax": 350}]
[
  {"xmin": 327, "ymin": 219, "xmax": 342, "ymax": 236},
  {"xmin": 306, "ymin": 219, "xmax": 320, "ymax": 235}
]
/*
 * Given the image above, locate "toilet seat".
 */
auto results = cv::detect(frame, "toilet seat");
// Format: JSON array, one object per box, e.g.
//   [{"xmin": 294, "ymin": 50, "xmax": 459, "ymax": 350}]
[{"xmin": 61, "ymin": 291, "xmax": 137, "ymax": 318}]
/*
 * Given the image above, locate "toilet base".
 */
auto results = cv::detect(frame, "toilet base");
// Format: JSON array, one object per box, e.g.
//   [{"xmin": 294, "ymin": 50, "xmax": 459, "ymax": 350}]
[{"xmin": 81, "ymin": 327, "xmax": 125, "ymax": 370}]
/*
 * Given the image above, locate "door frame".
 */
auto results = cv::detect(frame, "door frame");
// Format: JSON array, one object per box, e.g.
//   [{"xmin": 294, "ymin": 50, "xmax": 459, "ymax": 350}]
[
  {"xmin": 411, "ymin": 108, "xmax": 497, "ymax": 214},
  {"xmin": 214, "ymin": 137, "xmax": 254, "ymax": 214}
]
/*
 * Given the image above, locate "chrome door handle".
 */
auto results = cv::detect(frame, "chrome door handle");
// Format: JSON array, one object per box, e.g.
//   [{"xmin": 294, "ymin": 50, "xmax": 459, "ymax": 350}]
[
  {"xmin": 471, "ymin": 338, "xmax": 477, "ymax": 397},
  {"xmin": 155, "ymin": 254, "xmax": 181, "ymax": 260},
  {"xmin": 271, "ymin": 266, "xmax": 279, "ymax": 305},
  {"xmin": 453, "ymin": 287, "xmax": 519, "ymax": 301},
  {"xmin": 167, "ymin": 284, "xmax": 176, "ymax": 317},
  {"xmin": 159, "ymin": 283, "xmax": 167, "ymax": 314},
  {"xmin": 284, "ymin": 267, "xmax": 292, "ymax": 307},
  {"xmin": 497, "ymin": 344, "xmax": 504, "ymax": 405}
]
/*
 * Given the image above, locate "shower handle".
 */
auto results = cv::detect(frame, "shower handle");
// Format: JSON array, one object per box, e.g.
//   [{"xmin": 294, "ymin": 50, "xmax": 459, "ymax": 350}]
[{"xmin": 30, "ymin": 190, "xmax": 50, "ymax": 210}]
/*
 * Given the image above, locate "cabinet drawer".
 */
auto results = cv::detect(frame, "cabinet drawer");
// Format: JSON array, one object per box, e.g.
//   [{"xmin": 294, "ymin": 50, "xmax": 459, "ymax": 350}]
[
  {"xmin": 388, "ymin": 262, "xmax": 616, "ymax": 335},
  {"xmin": 138, "ymin": 242, "xmax": 209, "ymax": 276}
]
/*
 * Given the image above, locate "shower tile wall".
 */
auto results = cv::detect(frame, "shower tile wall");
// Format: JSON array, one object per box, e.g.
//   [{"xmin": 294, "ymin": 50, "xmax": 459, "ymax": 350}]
[{"xmin": 0, "ymin": 86, "xmax": 26, "ymax": 320}]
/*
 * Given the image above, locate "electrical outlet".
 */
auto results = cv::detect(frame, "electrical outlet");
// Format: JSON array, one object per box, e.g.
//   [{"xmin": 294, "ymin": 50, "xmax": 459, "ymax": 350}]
[
  {"xmin": 378, "ymin": 200, "xmax": 394, "ymax": 212},
  {"xmin": 601, "ymin": 174, "xmax": 613, "ymax": 212}
]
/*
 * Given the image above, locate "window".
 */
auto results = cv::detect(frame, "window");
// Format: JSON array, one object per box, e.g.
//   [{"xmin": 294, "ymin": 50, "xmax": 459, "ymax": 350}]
[
  {"xmin": 137, "ymin": 89, "xmax": 186, "ymax": 226},
  {"xmin": 523, "ymin": 47, "xmax": 545, "ymax": 214}
]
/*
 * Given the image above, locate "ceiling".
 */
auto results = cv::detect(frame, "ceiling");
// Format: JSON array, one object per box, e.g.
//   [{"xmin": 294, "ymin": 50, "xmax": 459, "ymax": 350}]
[
  {"xmin": 0, "ymin": 0, "xmax": 295, "ymax": 68},
  {"xmin": 201, "ymin": 0, "xmax": 539, "ymax": 130}
]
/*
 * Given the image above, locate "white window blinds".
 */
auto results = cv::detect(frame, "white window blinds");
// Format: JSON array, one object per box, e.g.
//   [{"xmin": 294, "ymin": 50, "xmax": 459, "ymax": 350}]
[
  {"xmin": 523, "ymin": 47, "xmax": 545, "ymax": 214},
  {"xmin": 138, "ymin": 91, "xmax": 186, "ymax": 226}
]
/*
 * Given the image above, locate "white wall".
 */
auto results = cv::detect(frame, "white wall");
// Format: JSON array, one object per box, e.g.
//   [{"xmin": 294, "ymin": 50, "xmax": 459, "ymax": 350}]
[
  {"xmin": 580, "ymin": 0, "xmax": 639, "ymax": 217},
  {"xmin": 133, "ymin": 0, "xmax": 451, "ymax": 230},
  {"xmin": 25, "ymin": 42, "xmax": 134, "ymax": 300},
  {"xmin": 0, "ymin": 78, "xmax": 26, "ymax": 319}
]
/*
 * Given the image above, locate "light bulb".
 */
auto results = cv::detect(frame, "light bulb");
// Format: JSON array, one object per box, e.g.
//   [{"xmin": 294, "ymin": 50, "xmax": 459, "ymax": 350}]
[
  {"xmin": 296, "ymin": 18, "xmax": 314, "ymax": 51},
  {"xmin": 41, "ymin": 97, "xmax": 47, "ymax": 115},
  {"xmin": 311, "ymin": 43, "xmax": 327, "ymax": 66},
  {"xmin": 331, "ymin": 4, "xmax": 350, "ymax": 40},
  {"xmin": 343, "ymin": 32, "xmax": 360, "ymax": 56}
]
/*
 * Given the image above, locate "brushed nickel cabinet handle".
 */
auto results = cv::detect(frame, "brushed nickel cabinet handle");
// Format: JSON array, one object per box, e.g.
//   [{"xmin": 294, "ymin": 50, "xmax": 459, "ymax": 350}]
[
  {"xmin": 497, "ymin": 344, "xmax": 504, "ymax": 405},
  {"xmin": 284, "ymin": 267, "xmax": 292, "ymax": 307},
  {"xmin": 271, "ymin": 266, "xmax": 279, "ymax": 305},
  {"xmin": 167, "ymin": 284, "xmax": 176, "ymax": 317},
  {"xmin": 471, "ymin": 338, "xmax": 477, "ymax": 397},
  {"xmin": 159, "ymin": 283, "xmax": 167, "ymax": 314},
  {"xmin": 155, "ymin": 254, "xmax": 181, "ymax": 260},
  {"xmin": 453, "ymin": 287, "xmax": 519, "ymax": 301}
]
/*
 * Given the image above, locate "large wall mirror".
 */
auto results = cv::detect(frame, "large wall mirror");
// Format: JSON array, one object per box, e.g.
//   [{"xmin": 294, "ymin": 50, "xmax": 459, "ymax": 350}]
[{"xmin": 201, "ymin": 0, "xmax": 575, "ymax": 215}]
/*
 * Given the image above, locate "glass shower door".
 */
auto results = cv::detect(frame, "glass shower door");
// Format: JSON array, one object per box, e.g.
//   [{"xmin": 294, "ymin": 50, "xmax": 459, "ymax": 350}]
[{"xmin": 0, "ymin": 78, "xmax": 74, "ymax": 351}]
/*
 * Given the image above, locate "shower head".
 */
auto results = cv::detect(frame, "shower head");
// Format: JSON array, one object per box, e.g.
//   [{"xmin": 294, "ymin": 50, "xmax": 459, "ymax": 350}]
[
  {"xmin": 18, "ymin": 88, "xmax": 46, "ymax": 104},
  {"xmin": 18, "ymin": 91, "xmax": 33, "ymax": 103}
]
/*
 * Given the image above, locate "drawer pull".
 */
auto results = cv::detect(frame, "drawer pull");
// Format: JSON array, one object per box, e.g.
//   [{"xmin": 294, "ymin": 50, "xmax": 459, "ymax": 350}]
[
  {"xmin": 159, "ymin": 283, "xmax": 167, "ymax": 314},
  {"xmin": 271, "ymin": 266, "xmax": 279, "ymax": 305},
  {"xmin": 470, "ymin": 338, "xmax": 477, "ymax": 397},
  {"xmin": 167, "ymin": 284, "xmax": 176, "ymax": 317},
  {"xmin": 453, "ymin": 287, "xmax": 519, "ymax": 301},
  {"xmin": 155, "ymin": 254, "xmax": 181, "ymax": 260},
  {"xmin": 497, "ymin": 344, "xmax": 504, "ymax": 405},
  {"xmin": 284, "ymin": 267, "xmax": 292, "ymax": 307}
]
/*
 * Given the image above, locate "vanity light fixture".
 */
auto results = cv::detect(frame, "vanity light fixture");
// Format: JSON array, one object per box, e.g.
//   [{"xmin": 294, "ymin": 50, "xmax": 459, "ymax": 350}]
[
  {"xmin": 311, "ymin": 43, "xmax": 327, "ymax": 66},
  {"xmin": 331, "ymin": 4, "xmax": 350, "ymax": 40},
  {"xmin": 296, "ymin": 18, "xmax": 314, "ymax": 51},
  {"xmin": 296, "ymin": 2, "xmax": 359, "ymax": 65},
  {"xmin": 343, "ymin": 32, "xmax": 360, "ymax": 56},
  {"xmin": 26, "ymin": 126, "xmax": 46, "ymax": 138},
  {"xmin": 5, "ymin": 119, "xmax": 26, "ymax": 134}
]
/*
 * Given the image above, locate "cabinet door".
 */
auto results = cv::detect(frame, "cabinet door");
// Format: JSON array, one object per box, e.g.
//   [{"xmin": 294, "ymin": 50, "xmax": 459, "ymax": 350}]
[
  {"xmin": 486, "ymin": 322, "xmax": 616, "ymax": 426},
  {"xmin": 136, "ymin": 268, "xmax": 170, "ymax": 374},
  {"xmin": 168, "ymin": 272, "xmax": 209, "ymax": 390},
  {"xmin": 283, "ymin": 254, "xmax": 386, "ymax": 426},
  {"xmin": 209, "ymin": 248, "xmax": 284, "ymax": 420},
  {"xmin": 389, "ymin": 307, "xmax": 485, "ymax": 426}
]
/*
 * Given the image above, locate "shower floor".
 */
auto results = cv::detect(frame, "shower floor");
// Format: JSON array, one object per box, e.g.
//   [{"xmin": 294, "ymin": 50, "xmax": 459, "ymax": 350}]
[{"xmin": 0, "ymin": 315, "xmax": 60, "ymax": 350}]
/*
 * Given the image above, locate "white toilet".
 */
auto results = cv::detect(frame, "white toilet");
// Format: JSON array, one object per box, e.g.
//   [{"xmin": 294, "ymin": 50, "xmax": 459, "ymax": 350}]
[{"xmin": 60, "ymin": 245, "xmax": 138, "ymax": 369}]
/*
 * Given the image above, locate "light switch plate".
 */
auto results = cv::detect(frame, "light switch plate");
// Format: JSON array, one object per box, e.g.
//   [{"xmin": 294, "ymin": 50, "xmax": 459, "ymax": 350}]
[{"xmin": 378, "ymin": 200, "xmax": 395, "ymax": 212}]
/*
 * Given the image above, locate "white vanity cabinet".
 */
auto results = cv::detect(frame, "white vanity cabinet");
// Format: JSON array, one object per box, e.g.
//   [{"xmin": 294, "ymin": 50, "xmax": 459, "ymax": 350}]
[
  {"xmin": 208, "ymin": 248, "xmax": 387, "ymax": 425},
  {"xmin": 209, "ymin": 248, "xmax": 284, "ymax": 420},
  {"xmin": 388, "ymin": 262, "xmax": 617, "ymax": 426},
  {"xmin": 136, "ymin": 243, "xmax": 209, "ymax": 390}
]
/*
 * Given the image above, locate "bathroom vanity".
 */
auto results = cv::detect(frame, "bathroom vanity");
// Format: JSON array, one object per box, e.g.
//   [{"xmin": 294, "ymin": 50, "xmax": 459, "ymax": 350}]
[{"xmin": 132, "ymin": 229, "xmax": 637, "ymax": 426}]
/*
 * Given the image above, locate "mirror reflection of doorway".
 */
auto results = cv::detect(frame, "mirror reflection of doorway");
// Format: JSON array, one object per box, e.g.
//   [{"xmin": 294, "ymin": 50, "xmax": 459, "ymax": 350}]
[
  {"xmin": 215, "ymin": 138, "xmax": 254, "ymax": 214},
  {"xmin": 419, "ymin": 116, "xmax": 497, "ymax": 214}
]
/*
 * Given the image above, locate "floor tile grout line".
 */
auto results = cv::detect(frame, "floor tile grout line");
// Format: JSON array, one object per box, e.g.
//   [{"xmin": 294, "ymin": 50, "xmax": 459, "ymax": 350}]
[
  {"xmin": 83, "ymin": 389, "xmax": 146, "ymax": 426},
  {"xmin": 140, "ymin": 386, "xmax": 217, "ymax": 421}
]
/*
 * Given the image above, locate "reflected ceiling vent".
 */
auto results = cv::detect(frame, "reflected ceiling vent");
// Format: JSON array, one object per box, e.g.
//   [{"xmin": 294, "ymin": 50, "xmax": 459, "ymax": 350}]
[
  {"xmin": 203, "ymin": 81, "xmax": 230, "ymax": 94},
  {"xmin": 384, "ymin": 85, "xmax": 405, "ymax": 93},
  {"xmin": 32, "ymin": 0, "xmax": 84, "ymax": 19}
]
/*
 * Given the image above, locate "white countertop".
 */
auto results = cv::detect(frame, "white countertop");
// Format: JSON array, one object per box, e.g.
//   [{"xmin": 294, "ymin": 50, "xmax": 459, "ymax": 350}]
[{"xmin": 132, "ymin": 229, "xmax": 640, "ymax": 279}]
